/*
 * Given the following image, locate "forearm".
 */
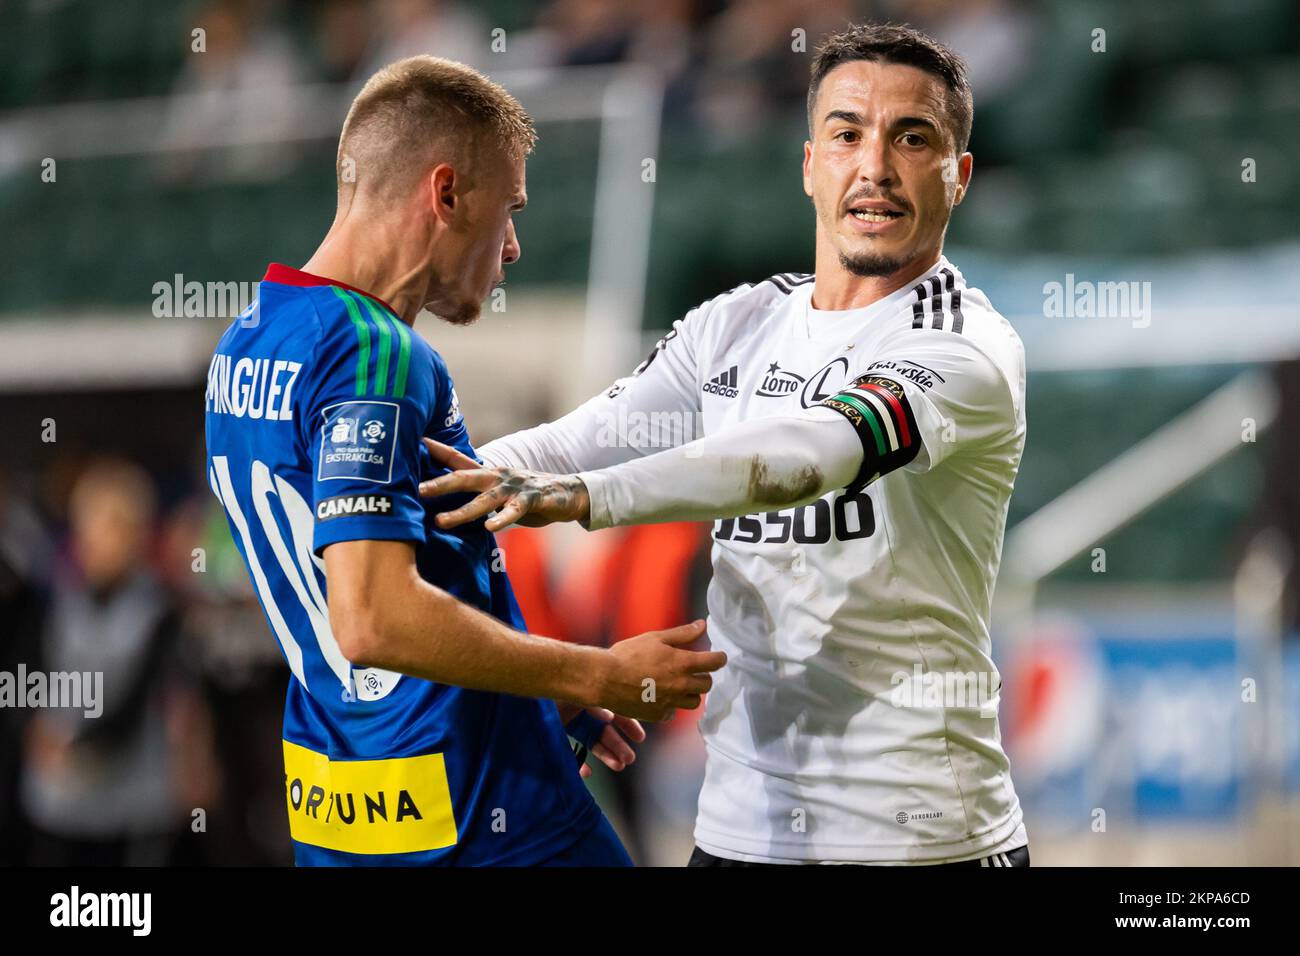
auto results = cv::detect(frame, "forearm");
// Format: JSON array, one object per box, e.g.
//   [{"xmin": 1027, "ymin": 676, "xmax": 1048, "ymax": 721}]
[
  {"xmin": 480, "ymin": 362, "xmax": 701, "ymax": 473},
  {"xmin": 325, "ymin": 538, "xmax": 723, "ymax": 722},
  {"xmin": 327, "ymin": 548, "xmax": 609, "ymax": 706},
  {"xmin": 374, "ymin": 584, "xmax": 609, "ymax": 704},
  {"xmin": 479, "ymin": 396, "xmax": 652, "ymax": 474},
  {"xmin": 478, "ymin": 417, "xmax": 591, "ymax": 473},
  {"xmin": 579, "ymin": 408, "xmax": 862, "ymax": 529}
]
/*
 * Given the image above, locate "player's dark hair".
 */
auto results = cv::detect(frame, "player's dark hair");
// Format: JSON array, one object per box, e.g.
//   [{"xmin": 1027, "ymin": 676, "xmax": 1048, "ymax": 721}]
[{"xmin": 808, "ymin": 23, "xmax": 973, "ymax": 153}]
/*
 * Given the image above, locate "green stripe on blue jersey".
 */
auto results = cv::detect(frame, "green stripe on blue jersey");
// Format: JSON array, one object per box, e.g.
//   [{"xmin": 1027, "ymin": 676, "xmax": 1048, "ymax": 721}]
[
  {"xmin": 385, "ymin": 304, "xmax": 412, "ymax": 399},
  {"xmin": 330, "ymin": 286, "xmax": 371, "ymax": 395},
  {"xmin": 349, "ymin": 290, "xmax": 392, "ymax": 395},
  {"xmin": 352, "ymin": 291, "xmax": 410, "ymax": 399}
]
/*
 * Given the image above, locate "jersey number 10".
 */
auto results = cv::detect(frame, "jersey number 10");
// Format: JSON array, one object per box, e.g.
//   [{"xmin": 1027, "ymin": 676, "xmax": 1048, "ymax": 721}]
[{"xmin": 208, "ymin": 455, "xmax": 401, "ymax": 702}]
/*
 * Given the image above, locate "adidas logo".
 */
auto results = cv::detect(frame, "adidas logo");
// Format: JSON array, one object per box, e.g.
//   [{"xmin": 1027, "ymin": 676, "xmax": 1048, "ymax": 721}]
[{"xmin": 704, "ymin": 365, "xmax": 739, "ymax": 398}]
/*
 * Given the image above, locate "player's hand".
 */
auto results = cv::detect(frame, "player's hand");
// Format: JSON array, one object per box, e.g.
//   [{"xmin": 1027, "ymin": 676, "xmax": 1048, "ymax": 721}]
[
  {"xmin": 419, "ymin": 438, "xmax": 589, "ymax": 532},
  {"xmin": 599, "ymin": 620, "xmax": 725, "ymax": 722},
  {"xmin": 556, "ymin": 704, "xmax": 647, "ymax": 778}
]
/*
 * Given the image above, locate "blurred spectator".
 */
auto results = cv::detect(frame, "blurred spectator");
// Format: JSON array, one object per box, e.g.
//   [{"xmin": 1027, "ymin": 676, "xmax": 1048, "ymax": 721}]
[
  {"xmin": 158, "ymin": 0, "xmax": 308, "ymax": 181},
  {"xmin": 694, "ymin": 0, "xmax": 855, "ymax": 139},
  {"xmin": 625, "ymin": 0, "xmax": 700, "ymax": 77},
  {"xmin": 537, "ymin": 0, "xmax": 633, "ymax": 66},
  {"xmin": 903, "ymin": 0, "xmax": 1039, "ymax": 103},
  {"xmin": 163, "ymin": 492, "xmax": 292, "ymax": 866},
  {"xmin": 359, "ymin": 0, "xmax": 492, "ymax": 79},
  {"xmin": 314, "ymin": 0, "xmax": 375, "ymax": 83},
  {"xmin": 624, "ymin": 0, "xmax": 709, "ymax": 120},
  {"xmin": 20, "ymin": 459, "xmax": 192, "ymax": 866},
  {"xmin": 0, "ymin": 470, "xmax": 52, "ymax": 865}
]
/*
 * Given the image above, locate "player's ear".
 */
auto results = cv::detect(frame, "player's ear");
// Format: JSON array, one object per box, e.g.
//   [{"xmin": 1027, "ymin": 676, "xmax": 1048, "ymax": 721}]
[
  {"xmin": 952, "ymin": 152, "xmax": 973, "ymax": 206},
  {"xmin": 802, "ymin": 141, "xmax": 814, "ymax": 198},
  {"xmin": 429, "ymin": 163, "xmax": 458, "ymax": 225}
]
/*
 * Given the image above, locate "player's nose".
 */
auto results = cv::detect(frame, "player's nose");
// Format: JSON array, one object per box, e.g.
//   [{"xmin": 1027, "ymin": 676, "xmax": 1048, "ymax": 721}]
[
  {"xmin": 856, "ymin": 131, "xmax": 897, "ymax": 188},
  {"xmin": 501, "ymin": 219, "xmax": 520, "ymax": 266}
]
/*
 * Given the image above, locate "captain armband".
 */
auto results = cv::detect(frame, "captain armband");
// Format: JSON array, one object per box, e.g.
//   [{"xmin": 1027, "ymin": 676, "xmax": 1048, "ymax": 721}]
[{"xmin": 817, "ymin": 375, "xmax": 922, "ymax": 486}]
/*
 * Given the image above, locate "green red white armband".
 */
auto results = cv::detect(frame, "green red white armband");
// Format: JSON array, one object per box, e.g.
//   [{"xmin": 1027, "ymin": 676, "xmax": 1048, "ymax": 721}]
[{"xmin": 818, "ymin": 374, "xmax": 922, "ymax": 486}]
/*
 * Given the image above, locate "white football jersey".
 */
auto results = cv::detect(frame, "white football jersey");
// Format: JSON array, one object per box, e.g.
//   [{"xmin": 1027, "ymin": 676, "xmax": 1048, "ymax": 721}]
[{"xmin": 482, "ymin": 256, "xmax": 1028, "ymax": 863}]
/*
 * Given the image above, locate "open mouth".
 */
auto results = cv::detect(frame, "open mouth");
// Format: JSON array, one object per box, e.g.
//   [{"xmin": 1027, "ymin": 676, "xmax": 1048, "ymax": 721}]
[{"xmin": 848, "ymin": 207, "xmax": 905, "ymax": 223}]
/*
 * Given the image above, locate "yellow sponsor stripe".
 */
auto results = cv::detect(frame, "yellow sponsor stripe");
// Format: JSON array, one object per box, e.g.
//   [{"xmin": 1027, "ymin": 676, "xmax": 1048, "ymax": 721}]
[{"xmin": 282, "ymin": 740, "xmax": 459, "ymax": 855}]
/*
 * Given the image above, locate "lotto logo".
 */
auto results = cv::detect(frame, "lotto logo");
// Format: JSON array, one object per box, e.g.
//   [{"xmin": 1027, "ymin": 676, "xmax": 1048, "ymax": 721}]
[{"xmin": 755, "ymin": 362, "xmax": 805, "ymax": 398}]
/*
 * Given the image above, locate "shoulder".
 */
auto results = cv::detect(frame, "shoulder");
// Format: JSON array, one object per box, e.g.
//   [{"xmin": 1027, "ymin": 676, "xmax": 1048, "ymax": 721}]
[
  {"xmin": 678, "ymin": 271, "xmax": 813, "ymax": 351},
  {"xmin": 419, "ymin": 338, "xmax": 453, "ymax": 406},
  {"xmin": 698, "ymin": 272, "xmax": 814, "ymax": 319},
  {"xmin": 635, "ymin": 273, "xmax": 810, "ymax": 371},
  {"xmin": 883, "ymin": 266, "xmax": 1025, "ymax": 408},
  {"xmin": 302, "ymin": 287, "xmax": 439, "ymax": 409}
]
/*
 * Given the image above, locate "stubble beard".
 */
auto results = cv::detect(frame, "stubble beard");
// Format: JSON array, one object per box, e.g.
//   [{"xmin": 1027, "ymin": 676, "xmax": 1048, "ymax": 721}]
[
  {"xmin": 837, "ymin": 248, "xmax": 910, "ymax": 278},
  {"xmin": 439, "ymin": 303, "xmax": 481, "ymax": 326},
  {"xmin": 428, "ymin": 293, "xmax": 482, "ymax": 326},
  {"xmin": 819, "ymin": 199, "xmax": 912, "ymax": 279}
]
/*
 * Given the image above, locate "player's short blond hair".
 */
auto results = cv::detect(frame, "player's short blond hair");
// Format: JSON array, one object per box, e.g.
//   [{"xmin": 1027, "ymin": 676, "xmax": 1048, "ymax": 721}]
[{"xmin": 337, "ymin": 55, "xmax": 536, "ymax": 203}]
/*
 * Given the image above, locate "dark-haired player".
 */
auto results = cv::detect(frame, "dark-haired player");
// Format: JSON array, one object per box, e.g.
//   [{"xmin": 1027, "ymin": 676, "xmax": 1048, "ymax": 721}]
[{"xmin": 422, "ymin": 24, "xmax": 1029, "ymax": 867}]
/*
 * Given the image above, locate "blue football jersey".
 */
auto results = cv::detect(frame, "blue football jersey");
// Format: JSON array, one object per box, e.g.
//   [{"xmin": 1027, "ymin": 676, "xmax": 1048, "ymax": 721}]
[{"xmin": 203, "ymin": 264, "xmax": 603, "ymax": 865}]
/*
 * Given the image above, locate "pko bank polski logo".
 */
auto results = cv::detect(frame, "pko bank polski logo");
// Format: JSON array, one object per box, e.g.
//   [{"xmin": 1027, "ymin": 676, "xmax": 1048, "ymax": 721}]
[
  {"xmin": 329, "ymin": 417, "xmax": 386, "ymax": 445},
  {"xmin": 319, "ymin": 401, "xmax": 399, "ymax": 484}
]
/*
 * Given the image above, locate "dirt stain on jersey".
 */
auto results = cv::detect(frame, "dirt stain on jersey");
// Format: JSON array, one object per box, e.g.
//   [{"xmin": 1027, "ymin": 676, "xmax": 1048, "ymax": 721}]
[{"xmin": 747, "ymin": 456, "xmax": 822, "ymax": 506}]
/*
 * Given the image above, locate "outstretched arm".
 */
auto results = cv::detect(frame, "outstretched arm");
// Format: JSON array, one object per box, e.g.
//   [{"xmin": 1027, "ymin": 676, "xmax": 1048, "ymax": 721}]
[
  {"xmin": 422, "ymin": 334, "xmax": 1017, "ymax": 532},
  {"xmin": 421, "ymin": 407, "xmax": 863, "ymax": 531},
  {"xmin": 478, "ymin": 312, "xmax": 704, "ymax": 473}
]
